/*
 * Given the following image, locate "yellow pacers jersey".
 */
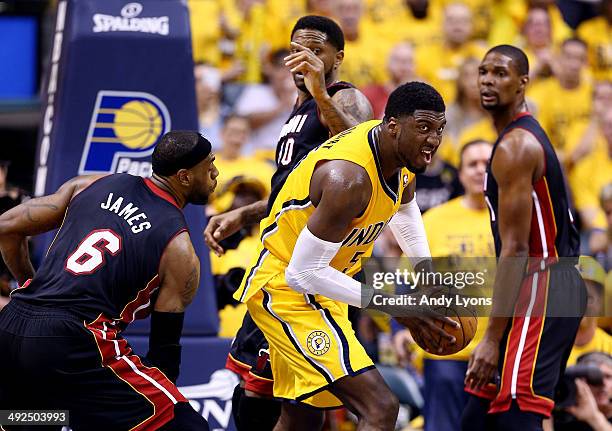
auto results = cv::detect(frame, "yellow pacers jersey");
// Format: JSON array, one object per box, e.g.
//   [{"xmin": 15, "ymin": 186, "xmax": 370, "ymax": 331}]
[{"xmin": 234, "ymin": 120, "xmax": 415, "ymax": 303}]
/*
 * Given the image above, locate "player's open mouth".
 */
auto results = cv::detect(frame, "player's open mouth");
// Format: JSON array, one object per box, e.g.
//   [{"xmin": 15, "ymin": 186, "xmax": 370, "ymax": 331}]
[
  {"xmin": 421, "ymin": 148, "xmax": 433, "ymax": 164},
  {"xmin": 481, "ymin": 91, "xmax": 497, "ymax": 103}
]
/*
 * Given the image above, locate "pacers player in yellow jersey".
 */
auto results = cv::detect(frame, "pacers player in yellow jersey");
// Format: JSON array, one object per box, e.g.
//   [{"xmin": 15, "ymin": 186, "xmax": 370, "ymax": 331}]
[{"xmin": 233, "ymin": 82, "xmax": 457, "ymax": 430}]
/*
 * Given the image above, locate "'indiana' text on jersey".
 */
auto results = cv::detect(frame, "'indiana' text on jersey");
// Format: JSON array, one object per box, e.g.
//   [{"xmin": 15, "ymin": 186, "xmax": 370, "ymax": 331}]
[
  {"xmin": 11, "ymin": 174, "xmax": 187, "ymax": 325},
  {"xmin": 235, "ymin": 120, "xmax": 415, "ymax": 303}
]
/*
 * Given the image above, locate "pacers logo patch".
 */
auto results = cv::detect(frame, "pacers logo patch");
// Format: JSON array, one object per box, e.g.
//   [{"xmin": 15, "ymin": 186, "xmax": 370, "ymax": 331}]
[
  {"xmin": 307, "ymin": 331, "xmax": 331, "ymax": 356},
  {"xmin": 79, "ymin": 91, "xmax": 171, "ymax": 176}
]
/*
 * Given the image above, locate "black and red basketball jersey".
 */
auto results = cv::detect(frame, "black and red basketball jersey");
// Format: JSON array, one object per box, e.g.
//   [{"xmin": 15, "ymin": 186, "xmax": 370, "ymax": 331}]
[
  {"xmin": 12, "ymin": 174, "xmax": 187, "ymax": 325},
  {"xmin": 485, "ymin": 112, "xmax": 580, "ymax": 259},
  {"xmin": 268, "ymin": 81, "xmax": 355, "ymax": 211}
]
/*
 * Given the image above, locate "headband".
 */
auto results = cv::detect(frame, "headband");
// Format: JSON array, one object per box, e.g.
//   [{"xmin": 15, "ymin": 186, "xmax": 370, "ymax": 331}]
[{"xmin": 152, "ymin": 133, "xmax": 212, "ymax": 176}]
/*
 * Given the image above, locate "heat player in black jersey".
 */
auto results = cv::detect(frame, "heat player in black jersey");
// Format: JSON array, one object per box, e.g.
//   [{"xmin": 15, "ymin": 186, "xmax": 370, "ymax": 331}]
[
  {"xmin": 0, "ymin": 132, "xmax": 218, "ymax": 431},
  {"xmin": 204, "ymin": 15, "xmax": 373, "ymax": 431},
  {"xmin": 462, "ymin": 46, "xmax": 586, "ymax": 431}
]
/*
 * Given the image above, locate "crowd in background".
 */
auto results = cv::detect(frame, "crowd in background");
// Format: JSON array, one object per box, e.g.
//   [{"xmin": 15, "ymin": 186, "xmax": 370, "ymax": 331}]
[{"xmin": 193, "ymin": 0, "xmax": 612, "ymax": 429}]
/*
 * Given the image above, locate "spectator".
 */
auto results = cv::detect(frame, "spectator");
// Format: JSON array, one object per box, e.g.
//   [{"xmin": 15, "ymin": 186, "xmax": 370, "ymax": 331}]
[
  {"xmin": 233, "ymin": 0, "xmax": 290, "ymax": 84},
  {"xmin": 570, "ymin": 105, "xmax": 612, "ymax": 254},
  {"xmin": 557, "ymin": 352, "xmax": 612, "ymax": 431},
  {"xmin": 439, "ymin": 57, "xmax": 496, "ymax": 167},
  {"xmin": 208, "ymin": 114, "xmax": 275, "ymax": 215},
  {"xmin": 460, "ymin": 0, "xmax": 494, "ymax": 41},
  {"xmin": 577, "ymin": 0, "xmax": 612, "ymax": 82},
  {"xmin": 375, "ymin": 0, "xmax": 444, "ymax": 52},
  {"xmin": 334, "ymin": 0, "xmax": 386, "ymax": 88},
  {"xmin": 195, "ymin": 64, "xmax": 225, "ymax": 151},
  {"xmin": 414, "ymin": 153, "xmax": 463, "ymax": 213},
  {"xmin": 362, "ymin": 42, "xmax": 419, "ymax": 119},
  {"xmin": 416, "ymin": 2, "xmax": 486, "ymax": 103},
  {"xmin": 211, "ymin": 177, "xmax": 269, "ymax": 339},
  {"xmin": 568, "ymin": 256, "xmax": 612, "ymax": 366},
  {"xmin": 234, "ymin": 49, "xmax": 297, "ymax": 160},
  {"xmin": 520, "ymin": 7, "xmax": 556, "ymax": 81},
  {"xmin": 393, "ymin": 140, "xmax": 494, "ymax": 431},
  {"xmin": 601, "ymin": 184, "xmax": 612, "ymax": 272},
  {"xmin": 188, "ymin": 0, "xmax": 241, "ymax": 69},
  {"xmin": 489, "ymin": 0, "xmax": 572, "ymax": 48},
  {"xmin": 566, "ymin": 81, "xmax": 612, "ymax": 171},
  {"xmin": 529, "ymin": 38, "xmax": 592, "ymax": 161}
]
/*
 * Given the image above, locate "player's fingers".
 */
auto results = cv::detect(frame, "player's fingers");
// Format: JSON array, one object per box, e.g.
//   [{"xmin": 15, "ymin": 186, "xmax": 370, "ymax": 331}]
[
  {"xmin": 284, "ymin": 53, "xmax": 310, "ymax": 67},
  {"xmin": 415, "ymin": 322, "xmax": 446, "ymax": 354},
  {"xmin": 213, "ymin": 220, "xmax": 236, "ymax": 241},
  {"xmin": 289, "ymin": 41, "xmax": 310, "ymax": 52},
  {"xmin": 422, "ymin": 307, "xmax": 460, "ymax": 329},
  {"xmin": 203, "ymin": 222, "xmax": 224, "ymax": 256},
  {"xmin": 465, "ymin": 369, "xmax": 476, "ymax": 387},
  {"xmin": 289, "ymin": 61, "xmax": 316, "ymax": 74},
  {"xmin": 475, "ymin": 363, "xmax": 494, "ymax": 390}
]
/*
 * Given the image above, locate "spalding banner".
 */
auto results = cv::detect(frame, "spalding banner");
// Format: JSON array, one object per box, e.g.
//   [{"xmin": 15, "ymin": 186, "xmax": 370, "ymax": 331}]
[{"xmin": 34, "ymin": 0, "xmax": 219, "ymax": 334}]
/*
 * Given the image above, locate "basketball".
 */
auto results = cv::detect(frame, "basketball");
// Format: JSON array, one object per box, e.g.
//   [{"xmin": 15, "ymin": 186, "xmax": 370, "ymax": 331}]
[{"xmin": 398, "ymin": 286, "xmax": 478, "ymax": 356}]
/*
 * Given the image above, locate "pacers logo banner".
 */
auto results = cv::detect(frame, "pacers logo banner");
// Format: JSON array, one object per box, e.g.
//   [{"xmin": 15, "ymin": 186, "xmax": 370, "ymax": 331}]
[{"xmin": 79, "ymin": 91, "xmax": 171, "ymax": 176}]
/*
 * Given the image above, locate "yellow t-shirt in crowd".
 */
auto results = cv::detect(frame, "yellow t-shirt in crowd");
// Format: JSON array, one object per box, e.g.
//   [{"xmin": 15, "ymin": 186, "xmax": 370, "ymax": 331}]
[
  {"xmin": 208, "ymin": 154, "xmax": 275, "ymax": 213},
  {"xmin": 374, "ymin": 1, "xmax": 444, "ymax": 51},
  {"xmin": 577, "ymin": 16, "xmax": 612, "ymax": 81},
  {"xmin": 339, "ymin": 22, "xmax": 389, "ymax": 88},
  {"xmin": 439, "ymin": 0, "xmax": 493, "ymax": 40},
  {"xmin": 416, "ymin": 41, "xmax": 487, "ymax": 104},
  {"xmin": 488, "ymin": 1, "xmax": 572, "ymax": 47},
  {"xmin": 567, "ymin": 327, "xmax": 612, "ymax": 366},
  {"xmin": 528, "ymin": 77, "xmax": 593, "ymax": 154},
  {"xmin": 439, "ymin": 116, "xmax": 497, "ymax": 167},
  {"xmin": 213, "ymin": 235, "xmax": 260, "ymax": 338},
  {"xmin": 564, "ymin": 120, "xmax": 609, "ymax": 168},
  {"xmin": 188, "ymin": 0, "xmax": 241, "ymax": 67},
  {"xmin": 569, "ymin": 151, "xmax": 612, "ymax": 230},
  {"xmin": 233, "ymin": 3, "xmax": 288, "ymax": 83},
  {"xmin": 212, "ymin": 154, "xmax": 275, "ymax": 196},
  {"xmin": 418, "ymin": 197, "xmax": 495, "ymax": 362}
]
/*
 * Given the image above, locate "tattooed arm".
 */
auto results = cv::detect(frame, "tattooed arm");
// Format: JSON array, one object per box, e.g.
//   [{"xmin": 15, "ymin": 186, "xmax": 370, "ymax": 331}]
[
  {"xmin": 156, "ymin": 231, "xmax": 201, "ymax": 313},
  {"xmin": 317, "ymin": 87, "xmax": 374, "ymax": 135},
  {"xmin": 149, "ymin": 231, "xmax": 200, "ymax": 381},
  {"xmin": 0, "ymin": 175, "xmax": 104, "ymax": 284}
]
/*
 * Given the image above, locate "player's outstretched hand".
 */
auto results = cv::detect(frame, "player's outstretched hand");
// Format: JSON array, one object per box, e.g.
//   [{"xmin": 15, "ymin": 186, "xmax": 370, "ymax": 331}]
[
  {"xmin": 284, "ymin": 42, "xmax": 327, "ymax": 98},
  {"xmin": 465, "ymin": 336, "xmax": 499, "ymax": 390},
  {"xmin": 204, "ymin": 209, "xmax": 244, "ymax": 256}
]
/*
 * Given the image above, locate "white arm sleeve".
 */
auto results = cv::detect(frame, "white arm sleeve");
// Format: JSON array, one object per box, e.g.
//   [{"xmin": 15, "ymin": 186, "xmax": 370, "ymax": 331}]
[
  {"xmin": 388, "ymin": 195, "xmax": 431, "ymax": 267},
  {"xmin": 285, "ymin": 226, "xmax": 369, "ymax": 307}
]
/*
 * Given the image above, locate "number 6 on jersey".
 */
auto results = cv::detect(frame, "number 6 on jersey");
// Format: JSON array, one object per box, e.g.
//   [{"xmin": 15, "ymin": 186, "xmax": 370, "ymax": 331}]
[{"xmin": 65, "ymin": 229, "xmax": 122, "ymax": 275}]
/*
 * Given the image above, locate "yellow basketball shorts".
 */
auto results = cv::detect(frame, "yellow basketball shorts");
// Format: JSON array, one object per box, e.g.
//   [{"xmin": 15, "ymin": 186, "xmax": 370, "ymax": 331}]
[{"xmin": 246, "ymin": 273, "xmax": 375, "ymax": 409}]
